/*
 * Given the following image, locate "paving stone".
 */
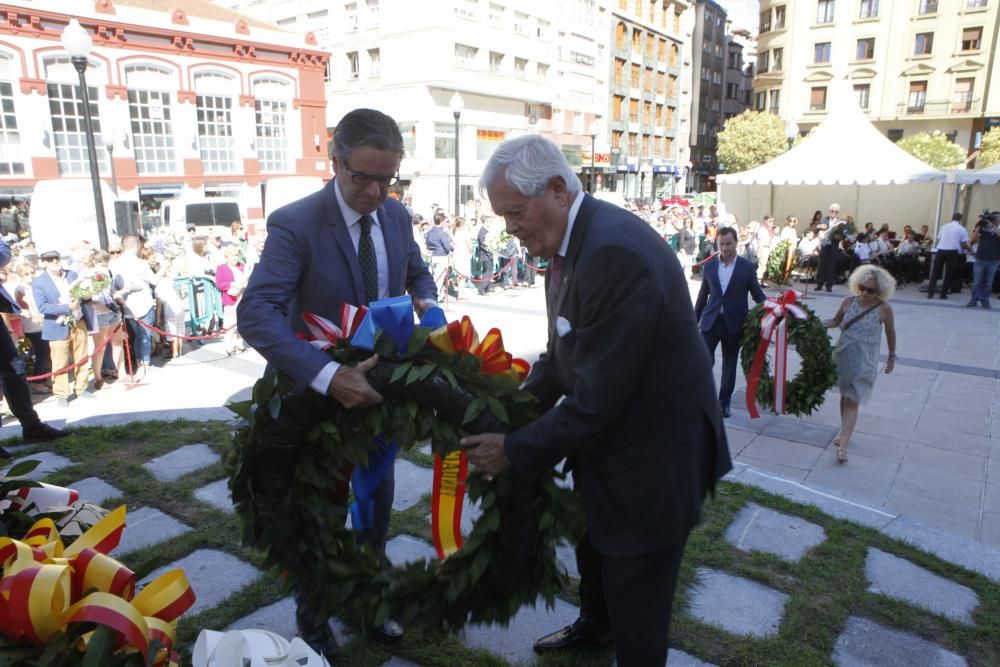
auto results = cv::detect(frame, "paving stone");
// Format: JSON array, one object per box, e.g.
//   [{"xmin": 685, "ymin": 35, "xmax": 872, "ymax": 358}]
[
  {"xmin": 4, "ymin": 452, "xmax": 76, "ymax": 480},
  {"xmin": 832, "ymin": 616, "xmax": 967, "ymax": 667},
  {"xmin": 761, "ymin": 417, "xmax": 839, "ymax": 448},
  {"xmin": 381, "ymin": 658, "xmax": 421, "ymax": 667},
  {"xmin": 666, "ymin": 650, "xmax": 717, "ymax": 666},
  {"xmin": 141, "ymin": 549, "xmax": 261, "ymax": 615},
  {"xmin": 226, "ymin": 596, "xmax": 353, "ymax": 646},
  {"xmin": 555, "ymin": 540, "xmax": 579, "ymax": 578},
  {"xmin": 865, "ymin": 548, "xmax": 978, "ymax": 624},
  {"xmin": 392, "ymin": 459, "xmax": 434, "ymax": 511},
  {"xmin": 386, "ymin": 534, "xmax": 437, "ymax": 566},
  {"xmin": 687, "ymin": 568, "xmax": 789, "ymax": 638},
  {"xmin": 116, "ymin": 507, "xmax": 192, "ymax": 555},
  {"xmin": 881, "ymin": 515, "xmax": 1000, "ymax": 584},
  {"xmin": 193, "ymin": 478, "xmax": 234, "ymax": 514},
  {"xmin": 142, "ymin": 443, "xmax": 220, "ymax": 482},
  {"xmin": 67, "ymin": 476, "xmax": 123, "ymax": 505},
  {"xmin": 460, "ymin": 495, "xmax": 482, "ymax": 536},
  {"xmin": 419, "ymin": 444, "xmax": 432, "ymax": 457},
  {"xmin": 462, "ymin": 596, "xmax": 580, "ymax": 665},
  {"xmin": 724, "ymin": 502, "xmax": 826, "ymax": 563}
]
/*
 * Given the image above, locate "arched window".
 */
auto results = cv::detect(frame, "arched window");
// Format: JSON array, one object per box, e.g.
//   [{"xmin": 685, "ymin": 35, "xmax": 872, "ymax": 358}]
[
  {"xmin": 193, "ymin": 71, "xmax": 238, "ymax": 173},
  {"xmin": 125, "ymin": 64, "xmax": 177, "ymax": 174},
  {"xmin": 251, "ymin": 76, "xmax": 292, "ymax": 173},
  {"xmin": 0, "ymin": 52, "xmax": 24, "ymax": 175},
  {"xmin": 43, "ymin": 56, "xmax": 109, "ymax": 176}
]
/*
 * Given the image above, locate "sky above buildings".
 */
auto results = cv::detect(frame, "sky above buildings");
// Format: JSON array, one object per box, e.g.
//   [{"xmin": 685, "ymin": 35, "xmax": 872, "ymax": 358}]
[{"xmin": 717, "ymin": 0, "xmax": 759, "ymax": 33}]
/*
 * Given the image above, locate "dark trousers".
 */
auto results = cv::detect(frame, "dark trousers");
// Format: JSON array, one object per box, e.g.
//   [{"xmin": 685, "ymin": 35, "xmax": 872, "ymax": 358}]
[
  {"xmin": 577, "ymin": 532, "xmax": 688, "ymax": 666},
  {"xmin": 927, "ymin": 250, "xmax": 961, "ymax": 298},
  {"xmin": 295, "ymin": 462, "xmax": 395, "ymax": 632},
  {"xmin": 0, "ymin": 318, "xmax": 41, "ymax": 430},
  {"xmin": 702, "ymin": 316, "xmax": 741, "ymax": 409},
  {"xmin": 816, "ymin": 243, "xmax": 838, "ymax": 290},
  {"xmin": 24, "ymin": 331, "xmax": 51, "ymax": 379}
]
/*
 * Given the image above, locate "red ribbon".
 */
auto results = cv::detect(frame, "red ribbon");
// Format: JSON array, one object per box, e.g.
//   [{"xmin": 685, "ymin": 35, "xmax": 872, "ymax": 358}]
[
  {"xmin": 745, "ymin": 290, "xmax": 807, "ymax": 418},
  {"xmin": 299, "ymin": 304, "xmax": 369, "ymax": 349}
]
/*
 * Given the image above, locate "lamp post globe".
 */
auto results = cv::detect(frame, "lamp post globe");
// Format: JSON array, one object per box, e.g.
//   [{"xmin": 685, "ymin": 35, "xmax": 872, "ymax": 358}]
[
  {"xmin": 449, "ymin": 92, "xmax": 464, "ymax": 217},
  {"xmin": 61, "ymin": 18, "xmax": 109, "ymax": 250}
]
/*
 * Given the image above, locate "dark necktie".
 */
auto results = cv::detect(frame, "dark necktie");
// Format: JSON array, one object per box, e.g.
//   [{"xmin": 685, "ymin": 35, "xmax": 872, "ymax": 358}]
[
  {"xmin": 358, "ymin": 214, "xmax": 379, "ymax": 303},
  {"xmin": 548, "ymin": 254, "xmax": 564, "ymax": 301}
]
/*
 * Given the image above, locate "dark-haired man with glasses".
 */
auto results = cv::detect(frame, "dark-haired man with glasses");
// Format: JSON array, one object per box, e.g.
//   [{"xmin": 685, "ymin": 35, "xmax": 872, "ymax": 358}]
[{"xmin": 238, "ymin": 108, "xmax": 436, "ymax": 660}]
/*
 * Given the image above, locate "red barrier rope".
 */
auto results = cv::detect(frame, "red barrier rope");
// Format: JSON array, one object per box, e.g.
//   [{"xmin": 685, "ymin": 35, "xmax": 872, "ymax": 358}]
[
  {"xmin": 521, "ymin": 260, "xmax": 547, "ymax": 272},
  {"xmin": 26, "ymin": 323, "xmax": 121, "ymax": 382},
  {"xmin": 451, "ymin": 256, "xmax": 518, "ymax": 286},
  {"xmin": 691, "ymin": 251, "xmax": 720, "ymax": 268},
  {"xmin": 135, "ymin": 319, "xmax": 235, "ymax": 341}
]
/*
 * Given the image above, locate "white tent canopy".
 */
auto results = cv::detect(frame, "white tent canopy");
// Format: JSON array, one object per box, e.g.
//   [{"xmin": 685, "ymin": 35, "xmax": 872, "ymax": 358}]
[
  {"xmin": 947, "ymin": 162, "xmax": 1000, "ymax": 186},
  {"xmin": 717, "ymin": 82, "xmax": 948, "ymax": 232}
]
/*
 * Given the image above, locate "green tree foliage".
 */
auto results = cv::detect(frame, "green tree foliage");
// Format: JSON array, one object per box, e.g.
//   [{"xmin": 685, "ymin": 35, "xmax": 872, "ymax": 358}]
[
  {"xmin": 979, "ymin": 128, "xmax": 1000, "ymax": 168},
  {"xmin": 716, "ymin": 111, "xmax": 788, "ymax": 174},
  {"xmin": 896, "ymin": 131, "xmax": 966, "ymax": 170}
]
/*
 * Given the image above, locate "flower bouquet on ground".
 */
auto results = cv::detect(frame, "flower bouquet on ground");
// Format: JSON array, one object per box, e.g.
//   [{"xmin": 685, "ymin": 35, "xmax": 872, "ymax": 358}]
[{"xmin": 69, "ymin": 269, "xmax": 111, "ymax": 301}]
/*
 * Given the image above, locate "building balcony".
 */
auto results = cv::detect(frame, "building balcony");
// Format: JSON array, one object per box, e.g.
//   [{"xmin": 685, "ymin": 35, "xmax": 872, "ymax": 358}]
[{"xmin": 897, "ymin": 98, "xmax": 980, "ymax": 116}]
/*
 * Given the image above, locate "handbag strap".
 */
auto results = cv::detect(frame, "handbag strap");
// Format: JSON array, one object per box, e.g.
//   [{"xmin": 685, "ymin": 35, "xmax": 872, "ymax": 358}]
[{"xmin": 842, "ymin": 298, "xmax": 881, "ymax": 332}]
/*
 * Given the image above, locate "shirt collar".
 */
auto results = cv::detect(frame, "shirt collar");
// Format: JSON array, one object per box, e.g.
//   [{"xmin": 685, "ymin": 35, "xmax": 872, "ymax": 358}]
[
  {"xmin": 557, "ymin": 190, "xmax": 585, "ymax": 258},
  {"xmin": 334, "ymin": 178, "xmax": 380, "ymax": 229}
]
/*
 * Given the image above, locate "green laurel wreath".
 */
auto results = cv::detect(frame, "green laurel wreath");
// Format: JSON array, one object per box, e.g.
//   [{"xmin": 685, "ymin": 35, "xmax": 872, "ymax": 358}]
[
  {"xmin": 765, "ymin": 239, "xmax": 792, "ymax": 285},
  {"xmin": 739, "ymin": 301, "xmax": 837, "ymax": 417},
  {"xmin": 227, "ymin": 327, "xmax": 583, "ymax": 631}
]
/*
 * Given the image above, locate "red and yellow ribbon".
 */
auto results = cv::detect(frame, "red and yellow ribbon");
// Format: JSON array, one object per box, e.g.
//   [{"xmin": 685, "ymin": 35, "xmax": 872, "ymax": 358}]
[
  {"xmin": 0, "ymin": 506, "xmax": 196, "ymax": 664},
  {"xmin": 427, "ymin": 317, "xmax": 529, "ymax": 559},
  {"xmin": 745, "ymin": 290, "xmax": 808, "ymax": 418}
]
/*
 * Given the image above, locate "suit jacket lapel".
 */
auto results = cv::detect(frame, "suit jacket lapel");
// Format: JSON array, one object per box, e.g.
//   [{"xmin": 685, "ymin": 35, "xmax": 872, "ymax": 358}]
[
  {"xmin": 324, "ymin": 179, "xmax": 366, "ymax": 305},
  {"xmin": 547, "ymin": 195, "xmax": 593, "ymax": 350},
  {"xmin": 380, "ymin": 204, "xmax": 400, "ymax": 297}
]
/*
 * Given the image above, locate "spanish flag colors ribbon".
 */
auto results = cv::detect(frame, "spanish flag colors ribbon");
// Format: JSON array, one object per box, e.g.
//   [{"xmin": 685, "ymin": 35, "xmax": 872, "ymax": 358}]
[
  {"xmin": 428, "ymin": 317, "xmax": 529, "ymax": 559},
  {"xmin": 745, "ymin": 290, "xmax": 808, "ymax": 418},
  {"xmin": 0, "ymin": 506, "xmax": 196, "ymax": 664},
  {"xmin": 428, "ymin": 316, "xmax": 530, "ymax": 382}
]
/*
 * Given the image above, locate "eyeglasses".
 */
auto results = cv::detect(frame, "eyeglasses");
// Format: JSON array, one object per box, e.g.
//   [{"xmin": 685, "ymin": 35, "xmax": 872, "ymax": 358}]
[
  {"xmin": 858, "ymin": 286, "xmax": 878, "ymax": 295},
  {"xmin": 343, "ymin": 159, "xmax": 399, "ymax": 188}
]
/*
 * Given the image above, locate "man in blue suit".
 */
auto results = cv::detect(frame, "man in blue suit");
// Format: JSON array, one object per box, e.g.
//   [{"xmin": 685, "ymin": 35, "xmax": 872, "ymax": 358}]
[
  {"xmin": 237, "ymin": 108, "xmax": 436, "ymax": 659},
  {"xmin": 694, "ymin": 227, "xmax": 767, "ymax": 418}
]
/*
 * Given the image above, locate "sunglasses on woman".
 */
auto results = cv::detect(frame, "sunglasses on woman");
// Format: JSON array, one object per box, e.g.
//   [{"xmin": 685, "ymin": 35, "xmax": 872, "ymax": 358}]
[{"xmin": 858, "ymin": 286, "xmax": 878, "ymax": 295}]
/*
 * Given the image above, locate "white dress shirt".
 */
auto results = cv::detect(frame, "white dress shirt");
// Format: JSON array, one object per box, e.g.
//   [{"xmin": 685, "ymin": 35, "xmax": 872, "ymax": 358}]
[
  {"xmin": 310, "ymin": 179, "xmax": 392, "ymax": 394},
  {"xmin": 717, "ymin": 257, "xmax": 736, "ymax": 314},
  {"xmin": 936, "ymin": 221, "xmax": 969, "ymax": 251}
]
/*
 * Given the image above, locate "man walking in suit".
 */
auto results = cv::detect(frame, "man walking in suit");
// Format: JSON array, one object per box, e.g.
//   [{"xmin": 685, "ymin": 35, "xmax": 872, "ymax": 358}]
[
  {"xmin": 462, "ymin": 136, "xmax": 731, "ymax": 666},
  {"xmin": 694, "ymin": 227, "xmax": 767, "ymax": 418},
  {"xmin": 237, "ymin": 108, "xmax": 437, "ymax": 660},
  {"xmin": 815, "ymin": 203, "xmax": 845, "ymax": 291},
  {"xmin": 0, "ymin": 242, "xmax": 69, "ymax": 451}
]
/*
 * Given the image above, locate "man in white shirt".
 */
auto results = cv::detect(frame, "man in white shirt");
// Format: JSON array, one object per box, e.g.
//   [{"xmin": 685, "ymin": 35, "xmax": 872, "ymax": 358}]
[
  {"xmin": 110, "ymin": 235, "xmax": 161, "ymax": 369},
  {"xmin": 927, "ymin": 213, "xmax": 971, "ymax": 299}
]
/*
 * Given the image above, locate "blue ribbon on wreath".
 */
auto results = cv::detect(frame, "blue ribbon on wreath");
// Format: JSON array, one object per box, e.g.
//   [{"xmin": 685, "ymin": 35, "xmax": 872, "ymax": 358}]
[{"xmin": 348, "ymin": 296, "xmax": 447, "ymax": 532}]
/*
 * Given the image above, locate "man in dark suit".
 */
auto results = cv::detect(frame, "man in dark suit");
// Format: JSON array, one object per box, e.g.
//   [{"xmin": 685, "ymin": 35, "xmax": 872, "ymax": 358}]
[
  {"xmin": 237, "ymin": 108, "xmax": 436, "ymax": 659},
  {"xmin": 815, "ymin": 203, "xmax": 845, "ymax": 291},
  {"xmin": 0, "ymin": 243, "xmax": 68, "ymax": 451},
  {"xmin": 463, "ymin": 136, "xmax": 731, "ymax": 666},
  {"xmin": 694, "ymin": 227, "xmax": 767, "ymax": 418}
]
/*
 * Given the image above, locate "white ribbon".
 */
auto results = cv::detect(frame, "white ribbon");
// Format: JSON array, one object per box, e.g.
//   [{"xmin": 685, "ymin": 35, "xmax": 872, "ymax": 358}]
[{"xmin": 192, "ymin": 629, "xmax": 329, "ymax": 667}]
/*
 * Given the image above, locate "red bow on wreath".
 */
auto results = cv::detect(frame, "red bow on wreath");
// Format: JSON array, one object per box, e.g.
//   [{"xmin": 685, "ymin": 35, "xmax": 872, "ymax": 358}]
[
  {"xmin": 745, "ymin": 290, "xmax": 807, "ymax": 418},
  {"xmin": 299, "ymin": 305, "xmax": 369, "ymax": 349}
]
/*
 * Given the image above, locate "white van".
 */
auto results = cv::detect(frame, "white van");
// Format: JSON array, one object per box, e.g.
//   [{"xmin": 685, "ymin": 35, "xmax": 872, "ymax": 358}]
[
  {"xmin": 29, "ymin": 179, "xmax": 138, "ymax": 254},
  {"xmin": 160, "ymin": 197, "xmax": 246, "ymax": 233},
  {"xmin": 263, "ymin": 176, "xmax": 324, "ymax": 221}
]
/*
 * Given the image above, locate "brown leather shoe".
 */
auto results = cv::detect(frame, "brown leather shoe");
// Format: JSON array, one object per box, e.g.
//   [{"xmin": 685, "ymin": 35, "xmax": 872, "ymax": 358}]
[{"xmin": 533, "ymin": 619, "xmax": 613, "ymax": 653}]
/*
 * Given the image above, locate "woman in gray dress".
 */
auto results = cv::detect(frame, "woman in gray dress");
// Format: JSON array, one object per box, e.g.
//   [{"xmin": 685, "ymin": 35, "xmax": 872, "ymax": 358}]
[{"xmin": 823, "ymin": 265, "xmax": 897, "ymax": 463}]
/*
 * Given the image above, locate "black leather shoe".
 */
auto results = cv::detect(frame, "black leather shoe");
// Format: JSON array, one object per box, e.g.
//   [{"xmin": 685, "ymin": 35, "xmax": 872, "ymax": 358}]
[
  {"xmin": 372, "ymin": 618, "xmax": 404, "ymax": 641},
  {"xmin": 0, "ymin": 445, "xmax": 10, "ymax": 459},
  {"xmin": 721, "ymin": 406, "xmax": 732, "ymax": 418},
  {"xmin": 533, "ymin": 619, "xmax": 612, "ymax": 653},
  {"xmin": 297, "ymin": 621, "xmax": 339, "ymax": 661},
  {"xmin": 23, "ymin": 423, "xmax": 71, "ymax": 442}
]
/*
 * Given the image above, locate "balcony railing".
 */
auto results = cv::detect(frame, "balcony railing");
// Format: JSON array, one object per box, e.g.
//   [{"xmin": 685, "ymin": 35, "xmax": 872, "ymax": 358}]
[{"xmin": 897, "ymin": 98, "xmax": 980, "ymax": 115}]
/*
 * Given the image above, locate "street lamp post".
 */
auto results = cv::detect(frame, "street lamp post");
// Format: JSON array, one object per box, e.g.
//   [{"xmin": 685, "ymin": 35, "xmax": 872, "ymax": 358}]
[
  {"xmin": 102, "ymin": 130, "xmax": 118, "ymax": 197},
  {"xmin": 61, "ymin": 18, "xmax": 108, "ymax": 251},
  {"xmin": 449, "ymin": 92, "xmax": 464, "ymax": 217},
  {"xmin": 589, "ymin": 118, "xmax": 602, "ymax": 193},
  {"xmin": 785, "ymin": 119, "xmax": 800, "ymax": 150}
]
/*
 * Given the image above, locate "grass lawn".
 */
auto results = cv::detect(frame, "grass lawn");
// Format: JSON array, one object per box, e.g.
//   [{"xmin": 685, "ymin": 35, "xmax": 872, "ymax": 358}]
[{"xmin": 6, "ymin": 419, "xmax": 999, "ymax": 666}]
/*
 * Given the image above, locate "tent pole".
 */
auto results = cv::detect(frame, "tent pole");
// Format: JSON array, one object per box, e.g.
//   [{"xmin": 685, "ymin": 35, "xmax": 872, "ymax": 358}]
[
  {"xmin": 933, "ymin": 181, "xmax": 944, "ymax": 242},
  {"xmin": 769, "ymin": 183, "xmax": 775, "ymax": 219},
  {"xmin": 855, "ymin": 184, "xmax": 861, "ymax": 224}
]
